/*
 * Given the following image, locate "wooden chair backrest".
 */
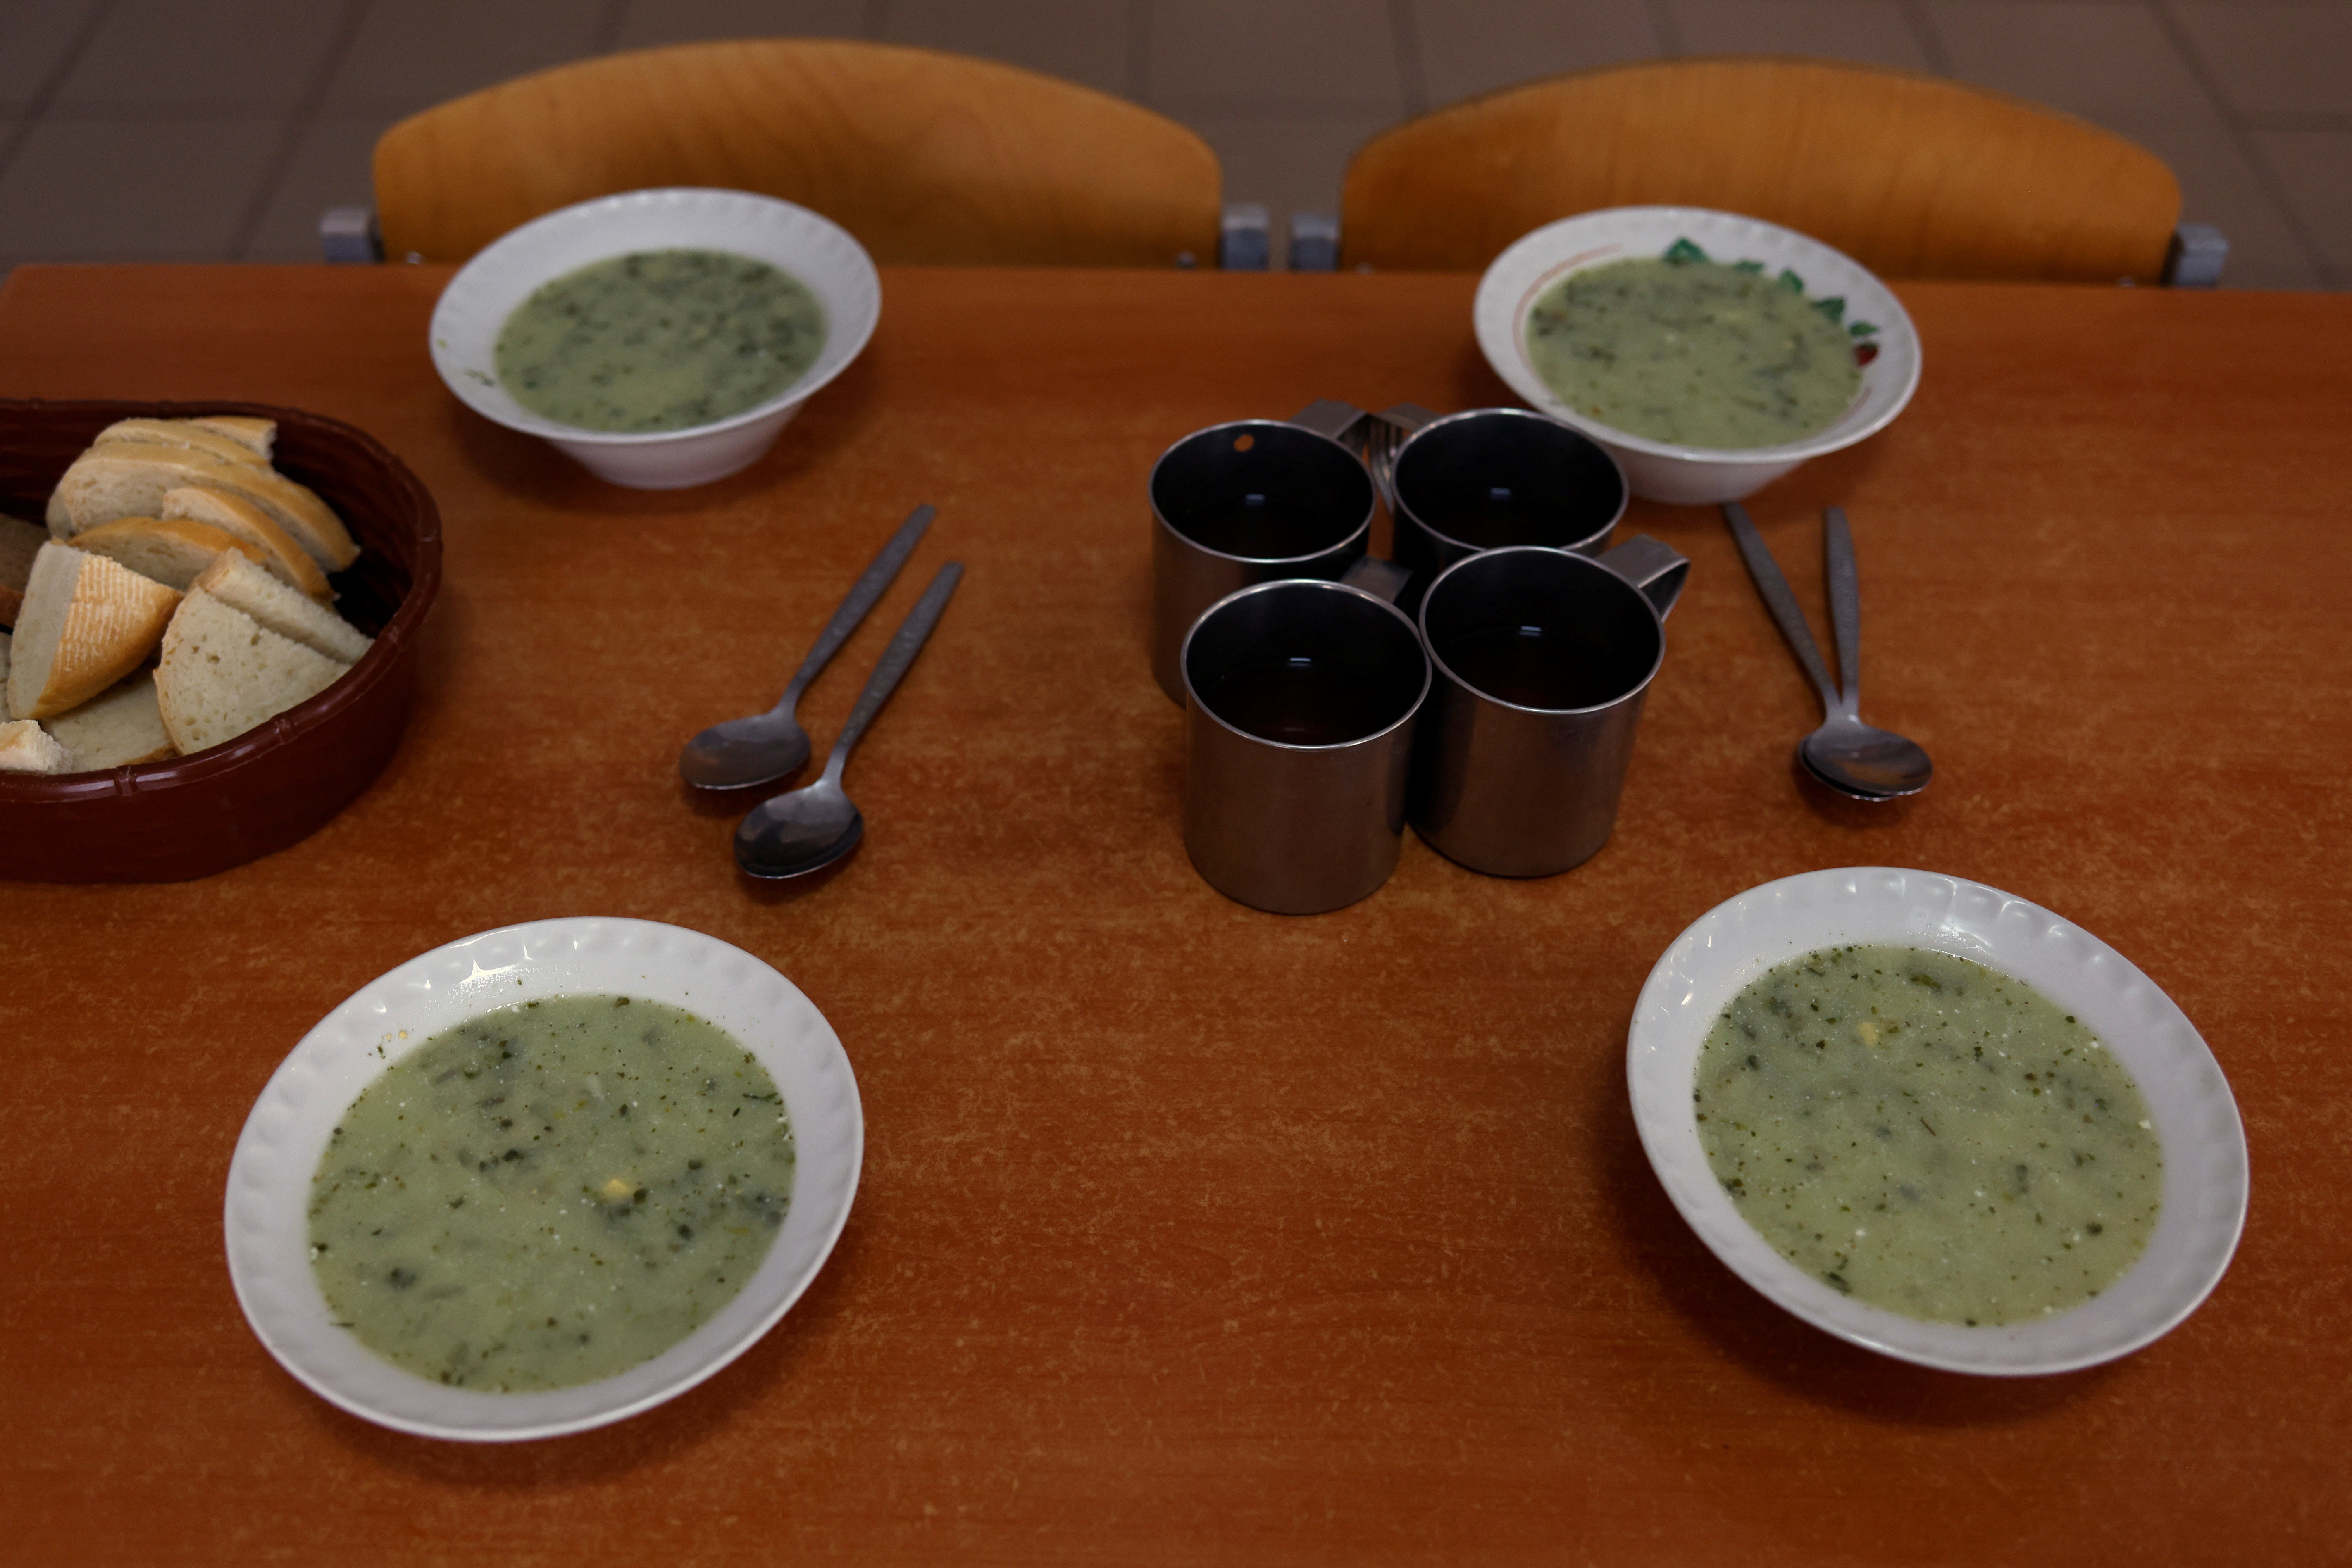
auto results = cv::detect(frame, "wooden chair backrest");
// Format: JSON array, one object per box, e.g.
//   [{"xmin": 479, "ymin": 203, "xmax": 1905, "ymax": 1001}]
[
  {"xmin": 1341, "ymin": 57, "xmax": 2181, "ymax": 282},
  {"xmin": 374, "ymin": 40, "xmax": 1222, "ymax": 267}
]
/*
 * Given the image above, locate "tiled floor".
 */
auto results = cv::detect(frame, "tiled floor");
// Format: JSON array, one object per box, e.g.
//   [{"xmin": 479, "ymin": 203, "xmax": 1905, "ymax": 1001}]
[{"xmin": 0, "ymin": 0, "xmax": 2344, "ymax": 286}]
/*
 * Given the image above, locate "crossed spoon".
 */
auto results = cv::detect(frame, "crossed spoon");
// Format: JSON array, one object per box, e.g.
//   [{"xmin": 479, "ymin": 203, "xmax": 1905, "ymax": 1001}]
[{"xmin": 1723, "ymin": 502, "xmax": 1933, "ymax": 799}]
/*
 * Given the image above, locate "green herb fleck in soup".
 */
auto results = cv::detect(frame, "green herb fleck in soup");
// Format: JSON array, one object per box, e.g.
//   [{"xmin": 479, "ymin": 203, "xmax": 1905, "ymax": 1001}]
[
  {"xmin": 1526, "ymin": 254, "xmax": 1862, "ymax": 449},
  {"xmin": 494, "ymin": 248, "xmax": 827, "ymax": 433},
  {"xmin": 308, "ymin": 994, "xmax": 794, "ymax": 1392},
  {"xmin": 1694, "ymin": 945, "xmax": 2160, "ymax": 1326}
]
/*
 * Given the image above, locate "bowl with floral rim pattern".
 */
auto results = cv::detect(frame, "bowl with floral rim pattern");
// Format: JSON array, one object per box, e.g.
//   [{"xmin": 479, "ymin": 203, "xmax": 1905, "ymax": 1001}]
[{"xmin": 1474, "ymin": 207, "xmax": 1921, "ymax": 505}]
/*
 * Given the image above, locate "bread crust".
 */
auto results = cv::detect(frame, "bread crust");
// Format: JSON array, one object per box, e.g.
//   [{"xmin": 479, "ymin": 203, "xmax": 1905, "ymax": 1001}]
[
  {"xmin": 158, "ymin": 486, "xmax": 332, "ymax": 602},
  {"xmin": 70, "ymin": 515, "xmax": 265, "ymax": 591},
  {"xmin": 96, "ymin": 418, "xmax": 272, "ymax": 469},
  {"xmin": 0, "ymin": 718, "xmax": 74, "ymax": 774},
  {"xmin": 188, "ymin": 416, "xmax": 276, "ymax": 458},
  {"xmin": 48, "ymin": 442, "xmax": 360, "ymax": 571},
  {"xmin": 6, "ymin": 542, "xmax": 182, "ymax": 720}
]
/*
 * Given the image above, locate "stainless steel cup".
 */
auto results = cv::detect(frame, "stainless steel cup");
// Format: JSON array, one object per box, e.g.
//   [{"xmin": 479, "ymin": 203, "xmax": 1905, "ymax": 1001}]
[
  {"xmin": 1150, "ymin": 411, "xmax": 1377, "ymax": 703},
  {"xmin": 1387, "ymin": 407, "xmax": 1628, "ymax": 603},
  {"xmin": 1182, "ymin": 575, "xmax": 1430, "ymax": 914},
  {"xmin": 1411, "ymin": 537, "xmax": 1688, "ymax": 878}
]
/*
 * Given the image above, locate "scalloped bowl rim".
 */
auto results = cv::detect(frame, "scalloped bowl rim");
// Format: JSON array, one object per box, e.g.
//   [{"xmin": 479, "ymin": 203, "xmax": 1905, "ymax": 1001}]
[{"xmin": 1626, "ymin": 867, "xmax": 2247, "ymax": 1375}]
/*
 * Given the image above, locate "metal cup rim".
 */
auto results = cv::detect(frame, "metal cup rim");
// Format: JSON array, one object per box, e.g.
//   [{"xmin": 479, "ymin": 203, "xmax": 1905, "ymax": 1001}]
[
  {"xmin": 1148, "ymin": 418, "xmax": 1377, "ymax": 566},
  {"xmin": 1180, "ymin": 577, "xmax": 1432, "ymax": 751},
  {"xmin": 1417, "ymin": 544, "xmax": 1666, "ymax": 716},
  {"xmin": 1390, "ymin": 407, "xmax": 1630, "ymax": 557}
]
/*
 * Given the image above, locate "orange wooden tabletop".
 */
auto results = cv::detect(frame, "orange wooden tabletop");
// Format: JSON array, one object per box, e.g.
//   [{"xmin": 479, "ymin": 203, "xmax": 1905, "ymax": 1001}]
[{"xmin": 2, "ymin": 264, "xmax": 2347, "ymax": 1566}]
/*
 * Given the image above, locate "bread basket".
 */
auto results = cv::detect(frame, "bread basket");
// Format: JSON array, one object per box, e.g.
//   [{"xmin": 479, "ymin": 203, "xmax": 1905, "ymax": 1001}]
[{"xmin": 0, "ymin": 399, "xmax": 442, "ymax": 882}]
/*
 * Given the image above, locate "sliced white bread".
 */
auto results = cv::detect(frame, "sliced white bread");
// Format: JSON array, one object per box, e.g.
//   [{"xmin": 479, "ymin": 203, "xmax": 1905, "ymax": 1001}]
[
  {"xmin": 188, "ymin": 416, "xmax": 276, "ymax": 460},
  {"xmin": 2, "ymin": 512, "xmax": 46, "ymax": 627},
  {"xmin": 6, "ymin": 541, "xmax": 182, "ymax": 721},
  {"xmin": 158, "ymin": 486, "xmax": 331, "ymax": 602},
  {"xmin": 47, "ymin": 441, "xmax": 359, "ymax": 571},
  {"xmin": 46, "ymin": 671, "xmax": 175, "ymax": 769},
  {"xmin": 0, "ymin": 718, "xmax": 73, "ymax": 773},
  {"xmin": 154, "ymin": 590, "xmax": 349, "ymax": 755},
  {"xmin": 69, "ymin": 515, "xmax": 265, "ymax": 591},
  {"xmin": 188, "ymin": 552, "xmax": 371, "ymax": 663},
  {"xmin": 96, "ymin": 417, "xmax": 272, "ymax": 468}
]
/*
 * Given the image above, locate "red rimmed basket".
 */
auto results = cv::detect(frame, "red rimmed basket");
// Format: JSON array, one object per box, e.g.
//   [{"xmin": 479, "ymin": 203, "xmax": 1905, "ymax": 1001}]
[{"xmin": 0, "ymin": 399, "xmax": 442, "ymax": 882}]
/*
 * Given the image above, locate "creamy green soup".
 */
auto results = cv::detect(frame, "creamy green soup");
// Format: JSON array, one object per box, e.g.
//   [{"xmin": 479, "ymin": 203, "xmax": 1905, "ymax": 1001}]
[
  {"xmin": 494, "ymin": 248, "xmax": 827, "ymax": 433},
  {"xmin": 1695, "ymin": 945, "xmax": 2161, "ymax": 1326},
  {"xmin": 308, "ymin": 994, "xmax": 794, "ymax": 1391},
  {"xmin": 1526, "ymin": 255, "xmax": 1862, "ymax": 449}
]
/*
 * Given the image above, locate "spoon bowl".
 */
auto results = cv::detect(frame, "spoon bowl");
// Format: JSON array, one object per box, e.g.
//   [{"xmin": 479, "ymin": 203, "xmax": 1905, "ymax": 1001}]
[
  {"xmin": 1725, "ymin": 502, "xmax": 1932, "ymax": 802},
  {"xmin": 1802, "ymin": 716, "xmax": 1933, "ymax": 798},
  {"xmin": 682, "ymin": 504, "xmax": 935, "ymax": 792},
  {"xmin": 682, "ymin": 714, "xmax": 813, "ymax": 792},
  {"xmin": 734, "ymin": 561, "xmax": 964, "ymax": 881},
  {"xmin": 735, "ymin": 779, "xmax": 864, "ymax": 878}
]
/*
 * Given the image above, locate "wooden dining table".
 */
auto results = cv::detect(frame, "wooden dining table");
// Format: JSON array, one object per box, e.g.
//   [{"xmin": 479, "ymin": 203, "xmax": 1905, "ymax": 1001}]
[{"xmin": 2, "ymin": 261, "xmax": 2347, "ymax": 1566}]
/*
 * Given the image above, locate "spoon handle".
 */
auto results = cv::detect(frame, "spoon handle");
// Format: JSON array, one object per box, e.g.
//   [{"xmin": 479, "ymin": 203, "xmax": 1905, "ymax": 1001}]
[
  {"xmin": 1722, "ymin": 503, "xmax": 1841, "ymax": 718},
  {"xmin": 1823, "ymin": 506, "xmax": 1862, "ymax": 720},
  {"xmin": 779, "ymin": 504, "xmax": 937, "ymax": 706},
  {"xmin": 822, "ymin": 562, "xmax": 965, "ymax": 782}
]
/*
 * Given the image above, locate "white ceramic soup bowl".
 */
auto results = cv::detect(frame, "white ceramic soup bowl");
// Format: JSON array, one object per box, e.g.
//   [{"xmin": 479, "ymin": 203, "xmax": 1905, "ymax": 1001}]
[
  {"xmin": 224, "ymin": 917, "xmax": 864, "ymax": 1441},
  {"xmin": 1627, "ymin": 868, "xmax": 2247, "ymax": 1375},
  {"xmin": 429, "ymin": 188, "xmax": 881, "ymax": 489},
  {"xmin": 1473, "ymin": 207, "xmax": 1921, "ymax": 506}
]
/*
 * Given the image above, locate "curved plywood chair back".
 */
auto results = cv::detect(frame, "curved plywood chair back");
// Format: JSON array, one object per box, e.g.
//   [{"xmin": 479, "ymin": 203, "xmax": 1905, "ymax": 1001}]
[
  {"xmin": 375, "ymin": 40, "xmax": 1222, "ymax": 266},
  {"xmin": 1342, "ymin": 57, "xmax": 2181, "ymax": 282}
]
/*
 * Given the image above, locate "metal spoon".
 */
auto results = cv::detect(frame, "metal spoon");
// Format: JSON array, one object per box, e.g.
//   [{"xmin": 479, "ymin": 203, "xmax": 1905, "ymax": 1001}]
[
  {"xmin": 734, "ymin": 561, "xmax": 965, "ymax": 879},
  {"xmin": 679, "ymin": 504, "xmax": 936, "ymax": 790},
  {"xmin": 1723, "ymin": 503, "xmax": 1933, "ymax": 799}
]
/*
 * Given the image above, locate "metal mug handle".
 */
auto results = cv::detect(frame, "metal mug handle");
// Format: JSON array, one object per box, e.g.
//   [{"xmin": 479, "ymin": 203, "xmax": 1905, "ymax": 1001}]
[
  {"xmin": 1365, "ymin": 404, "xmax": 1440, "ymax": 511},
  {"xmin": 1287, "ymin": 403, "xmax": 1418, "ymax": 606},
  {"xmin": 1339, "ymin": 554, "xmax": 1412, "ymax": 604},
  {"xmin": 1287, "ymin": 400, "xmax": 1442, "ymax": 447},
  {"xmin": 1597, "ymin": 534, "xmax": 1690, "ymax": 620},
  {"xmin": 1289, "ymin": 399, "xmax": 1370, "ymax": 443},
  {"xmin": 1292, "ymin": 402, "xmax": 1441, "ymax": 513},
  {"xmin": 1374, "ymin": 402, "xmax": 1439, "ymax": 435}
]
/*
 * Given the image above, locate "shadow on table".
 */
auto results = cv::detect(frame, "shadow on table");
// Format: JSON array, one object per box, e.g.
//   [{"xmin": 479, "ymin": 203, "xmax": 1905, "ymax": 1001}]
[
  {"xmin": 313, "ymin": 1213, "xmax": 872, "ymax": 1483},
  {"xmin": 1790, "ymin": 752, "xmax": 1926, "ymax": 826},
  {"xmin": 1590, "ymin": 1059, "xmax": 2120, "ymax": 1426},
  {"xmin": 668, "ymin": 773, "xmax": 866, "ymax": 900}
]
